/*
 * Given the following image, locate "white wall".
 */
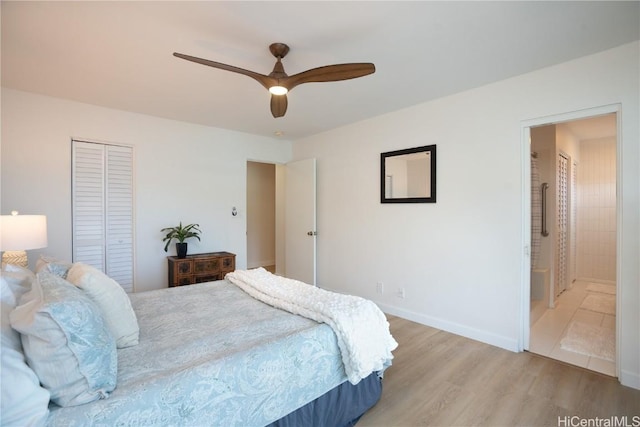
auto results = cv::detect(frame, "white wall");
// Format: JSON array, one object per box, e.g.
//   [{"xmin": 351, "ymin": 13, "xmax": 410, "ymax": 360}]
[
  {"xmin": 577, "ymin": 137, "xmax": 617, "ymax": 282},
  {"xmin": 1, "ymin": 89, "xmax": 292, "ymax": 292},
  {"xmin": 292, "ymin": 42, "xmax": 640, "ymax": 388},
  {"xmin": 385, "ymin": 156, "xmax": 408, "ymax": 198},
  {"xmin": 406, "ymin": 157, "xmax": 430, "ymax": 198},
  {"xmin": 531, "ymin": 125, "xmax": 555, "ymax": 282}
]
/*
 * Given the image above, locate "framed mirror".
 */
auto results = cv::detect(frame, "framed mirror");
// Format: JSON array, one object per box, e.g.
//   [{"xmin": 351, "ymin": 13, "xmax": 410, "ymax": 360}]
[{"xmin": 381, "ymin": 144, "xmax": 436, "ymax": 203}]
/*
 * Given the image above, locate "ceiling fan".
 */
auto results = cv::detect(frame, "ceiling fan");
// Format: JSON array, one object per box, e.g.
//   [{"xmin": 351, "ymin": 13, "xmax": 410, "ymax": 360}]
[{"xmin": 173, "ymin": 43, "xmax": 375, "ymax": 118}]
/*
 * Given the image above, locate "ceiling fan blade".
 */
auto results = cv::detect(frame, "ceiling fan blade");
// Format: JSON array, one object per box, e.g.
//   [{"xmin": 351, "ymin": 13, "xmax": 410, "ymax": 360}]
[
  {"xmin": 175, "ymin": 44, "xmax": 374, "ymax": 118},
  {"xmin": 284, "ymin": 63, "xmax": 375, "ymax": 91},
  {"xmin": 270, "ymin": 94, "xmax": 288, "ymax": 118},
  {"xmin": 173, "ymin": 52, "xmax": 276, "ymax": 90}
]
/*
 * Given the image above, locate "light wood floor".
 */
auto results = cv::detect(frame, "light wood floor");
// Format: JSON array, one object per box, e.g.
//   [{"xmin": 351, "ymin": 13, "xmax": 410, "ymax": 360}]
[{"xmin": 358, "ymin": 315, "xmax": 640, "ymax": 427}]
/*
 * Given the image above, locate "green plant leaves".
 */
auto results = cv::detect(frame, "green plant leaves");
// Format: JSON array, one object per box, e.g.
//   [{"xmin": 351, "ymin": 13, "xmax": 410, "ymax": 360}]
[{"xmin": 160, "ymin": 223, "xmax": 201, "ymax": 252}]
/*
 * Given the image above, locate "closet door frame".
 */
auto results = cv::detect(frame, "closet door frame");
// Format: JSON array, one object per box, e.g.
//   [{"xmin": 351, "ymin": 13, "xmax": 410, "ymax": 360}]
[{"xmin": 72, "ymin": 139, "xmax": 136, "ymax": 292}]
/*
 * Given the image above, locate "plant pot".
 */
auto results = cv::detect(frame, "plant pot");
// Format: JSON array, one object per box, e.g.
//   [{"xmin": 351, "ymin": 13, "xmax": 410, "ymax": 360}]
[{"xmin": 176, "ymin": 243, "xmax": 188, "ymax": 259}]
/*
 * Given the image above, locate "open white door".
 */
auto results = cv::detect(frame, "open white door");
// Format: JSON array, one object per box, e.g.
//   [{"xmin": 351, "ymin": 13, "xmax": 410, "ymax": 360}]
[{"xmin": 285, "ymin": 158, "xmax": 316, "ymax": 285}]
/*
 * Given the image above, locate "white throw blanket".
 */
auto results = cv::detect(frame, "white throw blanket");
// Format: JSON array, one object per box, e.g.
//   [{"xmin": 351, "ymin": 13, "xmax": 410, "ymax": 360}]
[{"xmin": 225, "ymin": 268, "xmax": 398, "ymax": 384}]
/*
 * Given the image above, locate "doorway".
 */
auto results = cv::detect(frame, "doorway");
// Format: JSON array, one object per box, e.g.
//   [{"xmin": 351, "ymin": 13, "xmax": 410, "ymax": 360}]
[
  {"xmin": 526, "ymin": 111, "xmax": 618, "ymax": 376},
  {"xmin": 246, "ymin": 158, "xmax": 317, "ymax": 284},
  {"xmin": 246, "ymin": 161, "xmax": 277, "ymax": 273}
]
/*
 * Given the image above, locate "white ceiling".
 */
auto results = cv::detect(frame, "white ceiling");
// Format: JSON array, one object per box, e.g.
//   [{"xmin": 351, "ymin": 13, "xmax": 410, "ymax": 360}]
[{"xmin": 2, "ymin": 1, "xmax": 638, "ymax": 140}]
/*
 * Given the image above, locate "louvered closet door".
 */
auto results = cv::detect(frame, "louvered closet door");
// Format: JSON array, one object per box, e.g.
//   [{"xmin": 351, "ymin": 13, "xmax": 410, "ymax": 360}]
[
  {"xmin": 72, "ymin": 140, "xmax": 134, "ymax": 292},
  {"xmin": 105, "ymin": 146, "xmax": 134, "ymax": 291},
  {"xmin": 555, "ymin": 153, "xmax": 569, "ymax": 297},
  {"xmin": 73, "ymin": 142, "xmax": 106, "ymax": 270}
]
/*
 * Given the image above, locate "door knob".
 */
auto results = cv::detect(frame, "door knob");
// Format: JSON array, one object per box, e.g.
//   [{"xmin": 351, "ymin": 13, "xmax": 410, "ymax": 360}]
[{"xmin": 307, "ymin": 231, "xmax": 317, "ymax": 236}]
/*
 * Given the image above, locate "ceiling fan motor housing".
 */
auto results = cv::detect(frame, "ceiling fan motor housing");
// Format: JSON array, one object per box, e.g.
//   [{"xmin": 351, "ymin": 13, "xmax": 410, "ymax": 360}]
[{"xmin": 269, "ymin": 43, "xmax": 290, "ymax": 59}]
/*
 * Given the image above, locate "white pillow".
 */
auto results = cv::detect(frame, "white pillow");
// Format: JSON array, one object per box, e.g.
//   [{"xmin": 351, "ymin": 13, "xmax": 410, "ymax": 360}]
[
  {"xmin": 1, "ymin": 268, "xmax": 50, "ymax": 426},
  {"xmin": 1, "ymin": 264, "xmax": 35, "ymax": 303},
  {"xmin": 66, "ymin": 263, "xmax": 139, "ymax": 348},
  {"xmin": 10, "ymin": 272, "xmax": 117, "ymax": 407}
]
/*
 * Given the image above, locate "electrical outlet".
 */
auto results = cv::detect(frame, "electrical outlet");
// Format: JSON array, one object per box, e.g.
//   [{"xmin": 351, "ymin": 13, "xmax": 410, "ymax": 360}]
[
  {"xmin": 396, "ymin": 287, "xmax": 405, "ymax": 299},
  {"xmin": 376, "ymin": 282, "xmax": 384, "ymax": 294}
]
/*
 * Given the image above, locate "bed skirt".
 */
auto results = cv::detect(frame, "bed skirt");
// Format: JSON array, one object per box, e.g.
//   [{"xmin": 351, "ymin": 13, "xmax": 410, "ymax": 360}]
[{"xmin": 268, "ymin": 372, "xmax": 382, "ymax": 427}]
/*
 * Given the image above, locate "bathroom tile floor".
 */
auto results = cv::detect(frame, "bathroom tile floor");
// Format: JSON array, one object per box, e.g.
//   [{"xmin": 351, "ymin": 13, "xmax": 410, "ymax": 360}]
[{"xmin": 529, "ymin": 280, "xmax": 616, "ymax": 377}]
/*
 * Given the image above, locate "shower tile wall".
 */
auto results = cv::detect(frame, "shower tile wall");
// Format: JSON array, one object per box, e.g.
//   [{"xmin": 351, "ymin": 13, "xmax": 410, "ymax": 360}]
[{"xmin": 576, "ymin": 137, "xmax": 616, "ymax": 282}]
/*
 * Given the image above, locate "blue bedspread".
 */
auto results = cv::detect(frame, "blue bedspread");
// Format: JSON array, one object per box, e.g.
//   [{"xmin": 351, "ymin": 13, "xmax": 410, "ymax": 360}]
[{"xmin": 47, "ymin": 281, "xmax": 347, "ymax": 426}]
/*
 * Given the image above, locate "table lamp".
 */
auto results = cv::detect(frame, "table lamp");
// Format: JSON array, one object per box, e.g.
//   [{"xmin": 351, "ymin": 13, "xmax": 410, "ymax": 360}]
[{"xmin": 0, "ymin": 211, "xmax": 48, "ymax": 268}]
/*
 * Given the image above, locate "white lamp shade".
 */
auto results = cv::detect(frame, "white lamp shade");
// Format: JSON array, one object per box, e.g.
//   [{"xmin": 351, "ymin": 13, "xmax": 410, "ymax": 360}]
[{"xmin": 0, "ymin": 215, "xmax": 48, "ymax": 251}]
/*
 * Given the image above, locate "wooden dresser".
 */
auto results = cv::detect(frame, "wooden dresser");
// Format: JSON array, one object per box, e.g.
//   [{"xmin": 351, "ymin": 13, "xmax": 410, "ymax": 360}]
[{"xmin": 167, "ymin": 252, "xmax": 236, "ymax": 287}]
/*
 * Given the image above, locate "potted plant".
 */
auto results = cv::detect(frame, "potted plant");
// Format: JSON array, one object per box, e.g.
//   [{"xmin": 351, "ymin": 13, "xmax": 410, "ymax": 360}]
[{"xmin": 161, "ymin": 222, "xmax": 201, "ymax": 258}]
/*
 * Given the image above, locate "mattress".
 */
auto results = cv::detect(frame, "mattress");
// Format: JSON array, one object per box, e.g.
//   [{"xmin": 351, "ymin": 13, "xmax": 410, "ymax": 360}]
[{"xmin": 47, "ymin": 280, "xmax": 347, "ymax": 426}]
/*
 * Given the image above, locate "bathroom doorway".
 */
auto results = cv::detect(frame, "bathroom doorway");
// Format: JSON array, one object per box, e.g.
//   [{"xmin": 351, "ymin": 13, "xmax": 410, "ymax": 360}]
[{"xmin": 527, "ymin": 112, "xmax": 618, "ymax": 376}]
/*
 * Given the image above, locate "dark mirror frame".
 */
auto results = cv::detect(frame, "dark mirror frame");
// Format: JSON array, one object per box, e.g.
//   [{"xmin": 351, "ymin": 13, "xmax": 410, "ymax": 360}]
[{"xmin": 380, "ymin": 144, "xmax": 436, "ymax": 203}]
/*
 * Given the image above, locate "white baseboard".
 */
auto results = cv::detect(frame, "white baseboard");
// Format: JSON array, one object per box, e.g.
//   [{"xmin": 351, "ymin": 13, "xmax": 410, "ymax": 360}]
[
  {"xmin": 620, "ymin": 369, "xmax": 640, "ymax": 390},
  {"xmin": 375, "ymin": 301, "xmax": 520, "ymax": 352},
  {"xmin": 576, "ymin": 277, "xmax": 616, "ymax": 285}
]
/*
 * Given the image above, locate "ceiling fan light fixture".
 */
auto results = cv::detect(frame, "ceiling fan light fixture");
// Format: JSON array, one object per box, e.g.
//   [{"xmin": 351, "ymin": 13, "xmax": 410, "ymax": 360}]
[
  {"xmin": 174, "ymin": 43, "xmax": 375, "ymax": 117},
  {"xmin": 269, "ymin": 85, "xmax": 288, "ymax": 96}
]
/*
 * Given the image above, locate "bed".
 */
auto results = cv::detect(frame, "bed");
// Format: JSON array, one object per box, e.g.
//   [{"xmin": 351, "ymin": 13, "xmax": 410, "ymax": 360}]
[{"xmin": 1, "ymin": 263, "xmax": 396, "ymax": 427}]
